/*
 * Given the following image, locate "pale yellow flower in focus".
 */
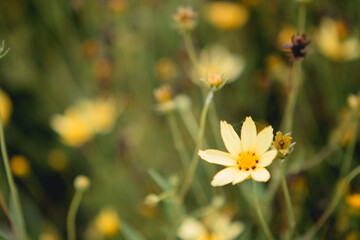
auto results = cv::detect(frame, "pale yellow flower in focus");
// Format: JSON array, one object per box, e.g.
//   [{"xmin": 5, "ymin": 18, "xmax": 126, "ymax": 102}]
[
  {"xmin": 95, "ymin": 207, "xmax": 121, "ymax": 237},
  {"xmin": 178, "ymin": 211, "xmax": 244, "ymax": 240},
  {"xmin": 198, "ymin": 44, "xmax": 245, "ymax": 85},
  {"xmin": 10, "ymin": 155, "xmax": 30, "ymax": 178},
  {"xmin": 0, "ymin": 89, "xmax": 12, "ymax": 125},
  {"xmin": 316, "ymin": 18, "xmax": 360, "ymax": 61},
  {"xmin": 204, "ymin": 2, "xmax": 249, "ymax": 30},
  {"xmin": 51, "ymin": 108, "xmax": 94, "ymax": 147},
  {"xmin": 199, "ymin": 117, "xmax": 277, "ymax": 186}
]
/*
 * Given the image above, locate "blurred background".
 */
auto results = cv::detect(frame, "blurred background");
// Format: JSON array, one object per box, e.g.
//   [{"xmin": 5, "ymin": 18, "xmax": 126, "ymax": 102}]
[{"xmin": 0, "ymin": 0, "xmax": 360, "ymax": 239}]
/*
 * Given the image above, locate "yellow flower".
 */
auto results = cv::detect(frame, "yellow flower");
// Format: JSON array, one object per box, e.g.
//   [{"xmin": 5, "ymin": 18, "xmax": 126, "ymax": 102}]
[
  {"xmin": 51, "ymin": 108, "xmax": 94, "ymax": 147},
  {"xmin": 47, "ymin": 149, "xmax": 68, "ymax": 171},
  {"xmin": 173, "ymin": 6, "xmax": 198, "ymax": 31},
  {"xmin": 0, "ymin": 89, "xmax": 12, "ymax": 125},
  {"xmin": 346, "ymin": 193, "xmax": 360, "ymax": 210},
  {"xmin": 198, "ymin": 44, "xmax": 244, "ymax": 85},
  {"xmin": 276, "ymin": 25, "xmax": 297, "ymax": 49},
  {"xmin": 155, "ymin": 58, "xmax": 177, "ymax": 82},
  {"xmin": 178, "ymin": 211, "xmax": 244, "ymax": 240},
  {"xmin": 10, "ymin": 155, "xmax": 30, "ymax": 178},
  {"xmin": 74, "ymin": 175, "xmax": 90, "ymax": 191},
  {"xmin": 199, "ymin": 117, "xmax": 277, "ymax": 186},
  {"xmin": 95, "ymin": 207, "xmax": 121, "ymax": 237},
  {"xmin": 316, "ymin": 18, "xmax": 360, "ymax": 61},
  {"xmin": 204, "ymin": 2, "xmax": 249, "ymax": 30},
  {"xmin": 265, "ymin": 54, "xmax": 289, "ymax": 83},
  {"xmin": 272, "ymin": 131, "xmax": 294, "ymax": 158}
]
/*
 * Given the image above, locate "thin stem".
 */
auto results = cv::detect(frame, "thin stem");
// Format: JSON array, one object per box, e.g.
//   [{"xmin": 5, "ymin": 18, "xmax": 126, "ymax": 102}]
[
  {"xmin": 279, "ymin": 160, "xmax": 296, "ymax": 240},
  {"xmin": 297, "ymin": 4, "xmax": 306, "ymax": 33},
  {"xmin": 178, "ymin": 91, "xmax": 213, "ymax": 202},
  {"xmin": 178, "ymin": 107, "xmax": 200, "ymax": 144},
  {"xmin": 208, "ymin": 103, "xmax": 223, "ymax": 149},
  {"xmin": 67, "ymin": 190, "xmax": 85, "ymax": 240},
  {"xmin": 340, "ymin": 111, "xmax": 358, "ymax": 177},
  {"xmin": 300, "ymin": 166, "xmax": 360, "ymax": 240},
  {"xmin": 0, "ymin": 114, "xmax": 26, "ymax": 240},
  {"xmin": 252, "ymin": 181, "xmax": 274, "ymax": 240},
  {"xmin": 182, "ymin": 31, "xmax": 198, "ymax": 72}
]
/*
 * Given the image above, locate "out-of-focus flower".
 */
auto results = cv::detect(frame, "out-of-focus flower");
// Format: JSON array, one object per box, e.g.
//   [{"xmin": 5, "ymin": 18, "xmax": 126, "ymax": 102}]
[
  {"xmin": 204, "ymin": 2, "xmax": 249, "ymax": 30},
  {"xmin": 173, "ymin": 6, "xmax": 198, "ymax": 32},
  {"xmin": 39, "ymin": 233, "xmax": 60, "ymax": 240},
  {"xmin": 315, "ymin": 18, "xmax": 360, "ymax": 61},
  {"xmin": 276, "ymin": 25, "xmax": 297, "ymax": 49},
  {"xmin": 283, "ymin": 33, "xmax": 311, "ymax": 60},
  {"xmin": 0, "ymin": 89, "xmax": 12, "ymax": 125},
  {"xmin": 82, "ymin": 39, "xmax": 99, "ymax": 58},
  {"xmin": 199, "ymin": 117, "xmax": 277, "ymax": 186},
  {"xmin": 94, "ymin": 58, "xmax": 113, "ymax": 80},
  {"xmin": 347, "ymin": 232, "xmax": 358, "ymax": 240},
  {"xmin": 144, "ymin": 194, "xmax": 160, "ymax": 207},
  {"xmin": 197, "ymin": 44, "xmax": 244, "ymax": 85},
  {"xmin": 51, "ymin": 97, "xmax": 118, "ymax": 146},
  {"xmin": 178, "ymin": 211, "xmax": 244, "ymax": 240},
  {"xmin": 155, "ymin": 58, "xmax": 177, "ymax": 82},
  {"xmin": 108, "ymin": 0, "xmax": 127, "ymax": 13},
  {"xmin": 265, "ymin": 54, "xmax": 289, "ymax": 83},
  {"xmin": 47, "ymin": 149, "xmax": 68, "ymax": 171},
  {"xmin": 153, "ymin": 84, "xmax": 176, "ymax": 113},
  {"xmin": 74, "ymin": 175, "xmax": 90, "ymax": 191},
  {"xmin": 10, "ymin": 155, "xmax": 30, "ymax": 178},
  {"xmin": 272, "ymin": 131, "xmax": 295, "ymax": 159},
  {"xmin": 95, "ymin": 207, "xmax": 121, "ymax": 237},
  {"xmin": 51, "ymin": 108, "xmax": 94, "ymax": 147},
  {"xmin": 346, "ymin": 193, "xmax": 360, "ymax": 211}
]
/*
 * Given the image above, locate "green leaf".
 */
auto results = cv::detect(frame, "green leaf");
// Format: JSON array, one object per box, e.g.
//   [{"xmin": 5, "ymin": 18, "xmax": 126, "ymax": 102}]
[
  {"xmin": 147, "ymin": 169, "xmax": 171, "ymax": 191},
  {"xmin": 121, "ymin": 221, "xmax": 145, "ymax": 240}
]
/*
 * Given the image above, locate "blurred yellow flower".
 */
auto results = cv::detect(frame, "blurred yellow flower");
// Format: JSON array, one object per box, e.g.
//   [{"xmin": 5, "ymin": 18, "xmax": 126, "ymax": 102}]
[
  {"xmin": 199, "ymin": 117, "xmax": 277, "ymax": 186},
  {"xmin": 108, "ymin": 0, "xmax": 127, "ymax": 13},
  {"xmin": 51, "ymin": 108, "xmax": 94, "ymax": 147},
  {"xmin": 47, "ymin": 149, "xmax": 68, "ymax": 171},
  {"xmin": 265, "ymin": 54, "xmax": 289, "ymax": 83},
  {"xmin": 204, "ymin": 2, "xmax": 249, "ymax": 30},
  {"xmin": 198, "ymin": 44, "xmax": 245, "ymax": 85},
  {"xmin": 51, "ymin": 97, "xmax": 118, "ymax": 146},
  {"xmin": 178, "ymin": 211, "xmax": 244, "ymax": 240},
  {"xmin": 276, "ymin": 25, "xmax": 297, "ymax": 49},
  {"xmin": 155, "ymin": 58, "xmax": 177, "ymax": 82},
  {"xmin": 173, "ymin": 6, "xmax": 198, "ymax": 31},
  {"xmin": 95, "ymin": 207, "xmax": 121, "ymax": 237},
  {"xmin": 82, "ymin": 39, "xmax": 99, "ymax": 58},
  {"xmin": 316, "ymin": 18, "xmax": 360, "ymax": 61},
  {"xmin": 0, "ymin": 89, "xmax": 12, "ymax": 125},
  {"xmin": 10, "ymin": 155, "xmax": 30, "ymax": 178},
  {"xmin": 346, "ymin": 193, "xmax": 360, "ymax": 210},
  {"xmin": 74, "ymin": 175, "xmax": 90, "ymax": 191},
  {"xmin": 94, "ymin": 58, "xmax": 113, "ymax": 80}
]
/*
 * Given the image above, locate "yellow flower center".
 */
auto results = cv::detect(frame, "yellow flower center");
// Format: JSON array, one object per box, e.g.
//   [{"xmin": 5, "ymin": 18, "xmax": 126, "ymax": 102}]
[{"xmin": 237, "ymin": 152, "xmax": 258, "ymax": 171}]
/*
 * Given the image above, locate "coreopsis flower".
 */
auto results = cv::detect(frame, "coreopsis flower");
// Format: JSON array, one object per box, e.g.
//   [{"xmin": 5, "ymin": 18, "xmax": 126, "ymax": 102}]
[
  {"xmin": 153, "ymin": 84, "xmax": 176, "ymax": 113},
  {"xmin": 10, "ymin": 155, "xmax": 30, "ymax": 178},
  {"xmin": 95, "ymin": 207, "xmax": 121, "ymax": 237},
  {"xmin": 0, "ymin": 89, "xmax": 12, "ymax": 125},
  {"xmin": 204, "ymin": 2, "xmax": 249, "ymax": 30},
  {"xmin": 173, "ymin": 6, "xmax": 198, "ymax": 32},
  {"xmin": 155, "ymin": 58, "xmax": 177, "ymax": 81},
  {"xmin": 272, "ymin": 131, "xmax": 295, "ymax": 159},
  {"xmin": 315, "ymin": 18, "xmax": 360, "ymax": 61},
  {"xmin": 346, "ymin": 193, "xmax": 360, "ymax": 211},
  {"xmin": 178, "ymin": 211, "xmax": 244, "ymax": 240},
  {"xmin": 199, "ymin": 117, "xmax": 277, "ymax": 186},
  {"xmin": 197, "ymin": 44, "xmax": 245, "ymax": 86},
  {"xmin": 51, "ymin": 107, "xmax": 95, "ymax": 147},
  {"xmin": 283, "ymin": 33, "xmax": 311, "ymax": 60}
]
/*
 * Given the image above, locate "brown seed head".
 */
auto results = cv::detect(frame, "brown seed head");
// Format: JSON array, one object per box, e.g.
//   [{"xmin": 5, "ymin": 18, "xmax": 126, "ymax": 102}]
[{"xmin": 283, "ymin": 33, "xmax": 311, "ymax": 60}]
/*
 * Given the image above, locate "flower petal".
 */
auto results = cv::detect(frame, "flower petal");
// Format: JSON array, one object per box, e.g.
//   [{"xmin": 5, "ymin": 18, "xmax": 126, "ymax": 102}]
[
  {"xmin": 254, "ymin": 125, "xmax": 274, "ymax": 156},
  {"xmin": 232, "ymin": 170, "xmax": 251, "ymax": 185},
  {"xmin": 241, "ymin": 117, "xmax": 257, "ymax": 152},
  {"xmin": 258, "ymin": 150, "xmax": 277, "ymax": 167},
  {"xmin": 198, "ymin": 150, "xmax": 237, "ymax": 166},
  {"xmin": 220, "ymin": 121, "xmax": 242, "ymax": 156},
  {"xmin": 177, "ymin": 218, "xmax": 207, "ymax": 239},
  {"xmin": 211, "ymin": 167, "xmax": 239, "ymax": 186},
  {"xmin": 251, "ymin": 167, "xmax": 270, "ymax": 182}
]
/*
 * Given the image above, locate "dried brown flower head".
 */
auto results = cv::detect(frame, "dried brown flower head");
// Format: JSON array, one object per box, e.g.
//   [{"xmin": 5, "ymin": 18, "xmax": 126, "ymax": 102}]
[
  {"xmin": 173, "ymin": 6, "xmax": 198, "ymax": 31},
  {"xmin": 283, "ymin": 33, "xmax": 311, "ymax": 60},
  {"xmin": 273, "ymin": 131, "xmax": 295, "ymax": 159}
]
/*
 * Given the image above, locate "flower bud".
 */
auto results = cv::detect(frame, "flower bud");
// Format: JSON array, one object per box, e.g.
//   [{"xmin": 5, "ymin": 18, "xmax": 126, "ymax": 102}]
[
  {"xmin": 272, "ymin": 131, "xmax": 295, "ymax": 159},
  {"xmin": 74, "ymin": 175, "xmax": 90, "ymax": 191}
]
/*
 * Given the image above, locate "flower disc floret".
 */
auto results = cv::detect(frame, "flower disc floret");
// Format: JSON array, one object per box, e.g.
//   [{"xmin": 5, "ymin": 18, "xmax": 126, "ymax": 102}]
[{"xmin": 198, "ymin": 117, "xmax": 277, "ymax": 186}]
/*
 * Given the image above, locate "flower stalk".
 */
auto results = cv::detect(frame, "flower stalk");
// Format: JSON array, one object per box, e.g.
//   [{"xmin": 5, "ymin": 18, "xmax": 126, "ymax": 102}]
[{"xmin": 253, "ymin": 181, "xmax": 274, "ymax": 240}]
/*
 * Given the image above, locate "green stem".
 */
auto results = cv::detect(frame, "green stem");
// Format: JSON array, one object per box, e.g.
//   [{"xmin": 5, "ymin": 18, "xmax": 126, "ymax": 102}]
[
  {"xmin": 0, "ymin": 114, "xmax": 26, "ymax": 240},
  {"xmin": 340, "ymin": 110, "xmax": 358, "ymax": 177},
  {"xmin": 182, "ymin": 32, "xmax": 198, "ymax": 73},
  {"xmin": 208, "ymin": 103, "xmax": 223, "ymax": 149},
  {"xmin": 300, "ymin": 166, "xmax": 360, "ymax": 240},
  {"xmin": 297, "ymin": 4, "xmax": 306, "ymax": 33},
  {"xmin": 279, "ymin": 160, "xmax": 296, "ymax": 240},
  {"xmin": 178, "ymin": 107, "xmax": 200, "ymax": 144},
  {"xmin": 178, "ymin": 91, "xmax": 213, "ymax": 202},
  {"xmin": 67, "ymin": 189, "xmax": 85, "ymax": 240},
  {"xmin": 252, "ymin": 181, "xmax": 274, "ymax": 240}
]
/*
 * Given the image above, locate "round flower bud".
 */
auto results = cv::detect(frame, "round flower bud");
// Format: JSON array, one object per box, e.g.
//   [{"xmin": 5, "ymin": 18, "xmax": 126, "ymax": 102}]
[{"xmin": 74, "ymin": 175, "xmax": 90, "ymax": 191}]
